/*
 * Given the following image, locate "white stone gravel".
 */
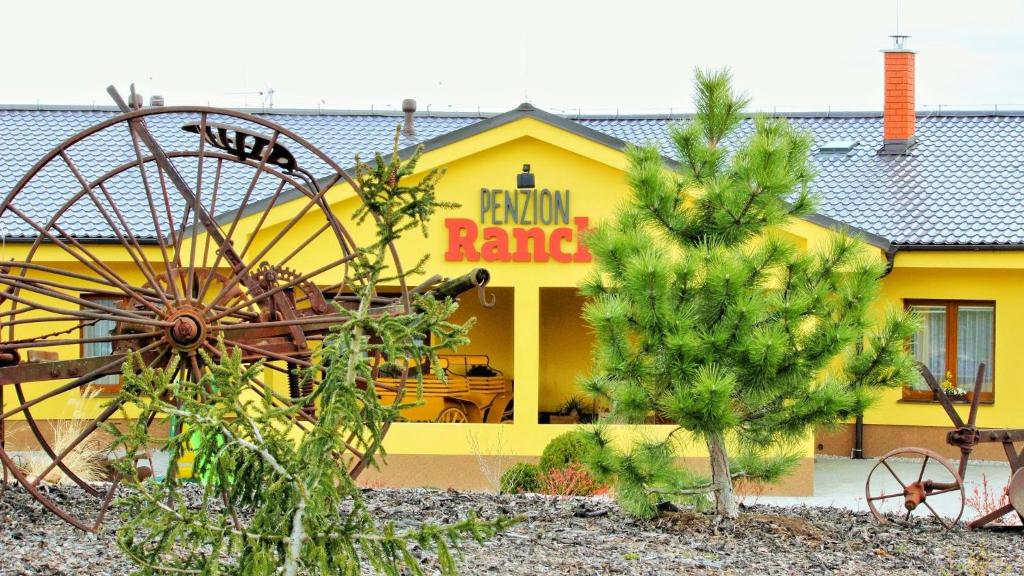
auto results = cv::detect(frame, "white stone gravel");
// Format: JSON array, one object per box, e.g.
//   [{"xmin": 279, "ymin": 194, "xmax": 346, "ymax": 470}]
[{"xmin": 0, "ymin": 482, "xmax": 1021, "ymax": 575}]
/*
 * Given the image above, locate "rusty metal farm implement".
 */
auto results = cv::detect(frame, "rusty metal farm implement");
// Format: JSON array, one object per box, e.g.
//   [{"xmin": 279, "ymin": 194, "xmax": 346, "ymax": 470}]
[
  {"xmin": 865, "ymin": 363, "xmax": 1024, "ymax": 529},
  {"xmin": 0, "ymin": 87, "xmax": 490, "ymax": 531}
]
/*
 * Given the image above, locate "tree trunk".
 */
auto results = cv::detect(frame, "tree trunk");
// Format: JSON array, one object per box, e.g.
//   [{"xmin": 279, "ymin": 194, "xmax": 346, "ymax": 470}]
[{"xmin": 707, "ymin": 433, "xmax": 738, "ymax": 521}]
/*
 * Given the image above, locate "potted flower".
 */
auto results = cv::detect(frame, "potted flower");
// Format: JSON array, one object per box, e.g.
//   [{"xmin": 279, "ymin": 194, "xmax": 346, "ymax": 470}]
[
  {"xmin": 939, "ymin": 371, "xmax": 968, "ymax": 402},
  {"xmin": 549, "ymin": 396, "xmax": 586, "ymax": 424}
]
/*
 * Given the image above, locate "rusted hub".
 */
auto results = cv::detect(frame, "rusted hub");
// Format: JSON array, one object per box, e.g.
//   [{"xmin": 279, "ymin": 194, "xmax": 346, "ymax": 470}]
[
  {"xmin": 166, "ymin": 309, "xmax": 207, "ymax": 351},
  {"xmin": 904, "ymin": 481, "xmax": 927, "ymax": 510}
]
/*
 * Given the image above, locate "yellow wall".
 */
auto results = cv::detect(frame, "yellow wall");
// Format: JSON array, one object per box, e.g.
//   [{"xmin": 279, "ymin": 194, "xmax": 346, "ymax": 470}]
[
  {"xmin": 867, "ymin": 264, "xmax": 1024, "ymax": 428},
  {"xmin": 443, "ymin": 286, "xmax": 515, "ymax": 379},
  {"xmin": 539, "ymin": 287, "xmax": 595, "ymax": 413}
]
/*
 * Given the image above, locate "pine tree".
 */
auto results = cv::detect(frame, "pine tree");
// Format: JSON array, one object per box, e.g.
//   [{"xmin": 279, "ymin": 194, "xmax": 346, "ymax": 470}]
[
  {"xmin": 579, "ymin": 69, "xmax": 919, "ymax": 522},
  {"xmin": 108, "ymin": 130, "xmax": 515, "ymax": 574}
]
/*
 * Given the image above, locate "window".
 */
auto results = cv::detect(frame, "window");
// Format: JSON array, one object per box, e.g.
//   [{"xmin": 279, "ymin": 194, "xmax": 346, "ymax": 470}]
[
  {"xmin": 81, "ymin": 296, "xmax": 120, "ymax": 394},
  {"xmin": 817, "ymin": 139, "xmax": 858, "ymax": 156},
  {"xmin": 905, "ymin": 300, "xmax": 994, "ymax": 402}
]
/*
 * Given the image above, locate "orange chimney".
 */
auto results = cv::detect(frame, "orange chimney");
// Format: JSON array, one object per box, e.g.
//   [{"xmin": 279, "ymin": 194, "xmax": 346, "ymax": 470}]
[{"xmin": 881, "ymin": 36, "xmax": 917, "ymax": 154}]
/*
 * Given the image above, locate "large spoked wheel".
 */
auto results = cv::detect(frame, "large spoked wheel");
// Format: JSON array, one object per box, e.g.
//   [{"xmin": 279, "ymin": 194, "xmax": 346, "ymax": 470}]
[
  {"xmin": 865, "ymin": 447, "xmax": 965, "ymax": 530},
  {"xmin": 0, "ymin": 105, "xmax": 412, "ymax": 530}
]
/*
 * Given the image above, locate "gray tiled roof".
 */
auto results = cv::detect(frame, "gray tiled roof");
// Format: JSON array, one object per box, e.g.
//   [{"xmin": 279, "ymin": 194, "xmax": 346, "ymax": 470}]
[
  {"xmin": 0, "ymin": 108, "xmax": 481, "ymax": 240},
  {"xmin": 1, "ymin": 105, "xmax": 1022, "ymax": 247},
  {"xmin": 579, "ymin": 114, "xmax": 1024, "ymax": 247}
]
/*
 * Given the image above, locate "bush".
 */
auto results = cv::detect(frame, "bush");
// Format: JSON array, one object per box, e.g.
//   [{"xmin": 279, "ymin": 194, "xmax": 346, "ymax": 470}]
[
  {"xmin": 539, "ymin": 431, "xmax": 589, "ymax": 472},
  {"xmin": 500, "ymin": 463, "xmax": 541, "ymax": 494},
  {"xmin": 540, "ymin": 463, "xmax": 599, "ymax": 496}
]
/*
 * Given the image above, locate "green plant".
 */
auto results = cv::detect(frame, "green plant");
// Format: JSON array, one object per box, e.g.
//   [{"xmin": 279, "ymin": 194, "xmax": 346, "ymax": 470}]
[
  {"xmin": 556, "ymin": 395, "xmax": 586, "ymax": 416},
  {"xmin": 580, "ymin": 68, "xmax": 919, "ymax": 522},
  {"xmin": 539, "ymin": 431, "xmax": 589, "ymax": 473},
  {"xmin": 108, "ymin": 132, "xmax": 515, "ymax": 575},
  {"xmin": 500, "ymin": 462, "xmax": 541, "ymax": 494}
]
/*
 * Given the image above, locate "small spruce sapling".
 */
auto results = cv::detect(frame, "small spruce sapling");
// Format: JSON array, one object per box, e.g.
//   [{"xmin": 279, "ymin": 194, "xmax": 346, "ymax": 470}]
[
  {"xmin": 108, "ymin": 130, "xmax": 516, "ymax": 574},
  {"xmin": 579, "ymin": 69, "xmax": 919, "ymax": 522}
]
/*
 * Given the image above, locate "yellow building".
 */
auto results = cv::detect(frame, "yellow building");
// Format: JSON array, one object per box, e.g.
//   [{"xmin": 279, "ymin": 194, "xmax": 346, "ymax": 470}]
[{"xmin": 1, "ymin": 46, "xmax": 1022, "ymax": 495}]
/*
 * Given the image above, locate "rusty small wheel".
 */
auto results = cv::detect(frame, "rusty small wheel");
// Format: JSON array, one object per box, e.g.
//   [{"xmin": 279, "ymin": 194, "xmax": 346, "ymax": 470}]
[
  {"xmin": 436, "ymin": 405, "xmax": 469, "ymax": 423},
  {"xmin": 865, "ymin": 447, "xmax": 965, "ymax": 530}
]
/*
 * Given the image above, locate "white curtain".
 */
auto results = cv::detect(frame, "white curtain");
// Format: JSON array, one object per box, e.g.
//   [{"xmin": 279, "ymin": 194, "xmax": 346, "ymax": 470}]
[
  {"xmin": 910, "ymin": 305, "xmax": 946, "ymax": 390},
  {"xmin": 957, "ymin": 305, "xmax": 994, "ymax": 393}
]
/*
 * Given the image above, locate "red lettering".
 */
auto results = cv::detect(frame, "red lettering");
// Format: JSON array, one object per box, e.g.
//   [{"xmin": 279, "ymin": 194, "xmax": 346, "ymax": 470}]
[
  {"xmin": 573, "ymin": 217, "xmax": 592, "ymax": 262},
  {"xmin": 481, "ymin": 227, "xmax": 511, "ymax": 262},
  {"xmin": 549, "ymin": 227, "xmax": 573, "ymax": 263},
  {"xmin": 512, "ymin": 227, "xmax": 548, "ymax": 262},
  {"xmin": 447, "ymin": 217, "xmax": 592, "ymax": 263},
  {"xmin": 444, "ymin": 218, "xmax": 479, "ymax": 261}
]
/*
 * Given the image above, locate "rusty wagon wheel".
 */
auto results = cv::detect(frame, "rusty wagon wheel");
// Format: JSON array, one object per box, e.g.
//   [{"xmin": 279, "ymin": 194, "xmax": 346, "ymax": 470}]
[
  {"xmin": 0, "ymin": 101, "xmax": 413, "ymax": 531},
  {"xmin": 865, "ymin": 447, "xmax": 966, "ymax": 530}
]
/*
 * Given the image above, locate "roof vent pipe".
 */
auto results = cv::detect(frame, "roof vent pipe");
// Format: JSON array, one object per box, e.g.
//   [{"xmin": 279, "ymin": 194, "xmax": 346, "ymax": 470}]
[
  {"xmin": 150, "ymin": 95, "xmax": 165, "ymax": 107},
  {"xmin": 402, "ymin": 98, "xmax": 416, "ymax": 137},
  {"xmin": 880, "ymin": 35, "xmax": 917, "ymax": 155}
]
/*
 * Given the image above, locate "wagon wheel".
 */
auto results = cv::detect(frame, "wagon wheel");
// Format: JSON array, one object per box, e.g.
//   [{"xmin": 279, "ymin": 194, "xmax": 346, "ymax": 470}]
[
  {"xmin": 436, "ymin": 405, "xmax": 469, "ymax": 423},
  {"xmin": 865, "ymin": 447, "xmax": 965, "ymax": 530},
  {"xmin": 501, "ymin": 400, "xmax": 514, "ymax": 424},
  {"xmin": 0, "ymin": 101, "xmax": 412, "ymax": 531}
]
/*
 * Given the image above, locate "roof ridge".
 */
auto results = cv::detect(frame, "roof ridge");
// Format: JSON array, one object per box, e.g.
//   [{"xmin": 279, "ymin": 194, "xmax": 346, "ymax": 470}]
[
  {"xmin": 2, "ymin": 103, "xmax": 1024, "ymax": 119},
  {"xmin": 0, "ymin": 103, "xmax": 495, "ymax": 119},
  {"xmin": 574, "ymin": 110, "xmax": 1024, "ymax": 120}
]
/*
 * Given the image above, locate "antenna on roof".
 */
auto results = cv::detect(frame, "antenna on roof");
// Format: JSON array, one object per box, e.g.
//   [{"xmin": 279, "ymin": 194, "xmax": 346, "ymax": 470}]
[
  {"xmin": 896, "ymin": 0, "xmax": 900, "ymax": 37},
  {"xmin": 891, "ymin": 0, "xmax": 909, "ymax": 48},
  {"xmin": 522, "ymin": 32, "xmax": 531, "ymax": 103},
  {"xmin": 225, "ymin": 86, "xmax": 275, "ymax": 108}
]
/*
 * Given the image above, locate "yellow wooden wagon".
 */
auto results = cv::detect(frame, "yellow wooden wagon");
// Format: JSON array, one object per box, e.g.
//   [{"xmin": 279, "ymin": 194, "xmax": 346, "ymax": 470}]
[{"xmin": 376, "ymin": 354, "xmax": 512, "ymax": 423}]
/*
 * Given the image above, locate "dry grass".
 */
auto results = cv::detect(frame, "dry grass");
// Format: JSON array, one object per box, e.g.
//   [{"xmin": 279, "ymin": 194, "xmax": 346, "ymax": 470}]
[
  {"xmin": 467, "ymin": 427, "xmax": 512, "ymax": 493},
  {"xmin": 20, "ymin": 388, "xmax": 108, "ymax": 484}
]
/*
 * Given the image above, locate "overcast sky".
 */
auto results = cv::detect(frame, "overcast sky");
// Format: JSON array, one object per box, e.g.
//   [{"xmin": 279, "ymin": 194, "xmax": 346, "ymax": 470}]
[{"xmin": 3, "ymin": 0, "xmax": 1022, "ymax": 114}]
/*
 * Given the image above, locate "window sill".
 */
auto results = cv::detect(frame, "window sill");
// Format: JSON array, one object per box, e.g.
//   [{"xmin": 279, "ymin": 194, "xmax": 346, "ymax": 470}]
[{"xmin": 898, "ymin": 397, "xmax": 994, "ymax": 406}]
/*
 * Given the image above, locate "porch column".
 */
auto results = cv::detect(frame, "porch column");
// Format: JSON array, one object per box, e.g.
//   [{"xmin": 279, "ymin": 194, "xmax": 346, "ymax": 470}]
[{"xmin": 513, "ymin": 285, "xmax": 540, "ymax": 425}]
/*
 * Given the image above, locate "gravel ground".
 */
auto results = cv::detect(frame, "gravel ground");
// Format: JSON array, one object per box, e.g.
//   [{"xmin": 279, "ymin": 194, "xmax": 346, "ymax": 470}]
[{"xmin": 0, "ymin": 483, "xmax": 1021, "ymax": 575}]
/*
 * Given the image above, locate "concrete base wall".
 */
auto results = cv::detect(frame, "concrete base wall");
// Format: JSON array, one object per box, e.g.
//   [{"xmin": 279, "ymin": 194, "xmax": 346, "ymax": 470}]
[
  {"xmin": 816, "ymin": 424, "xmax": 1011, "ymax": 461},
  {"xmin": 2, "ymin": 419, "xmax": 815, "ymax": 496},
  {"xmin": 359, "ymin": 454, "xmax": 815, "ymax": 496}
]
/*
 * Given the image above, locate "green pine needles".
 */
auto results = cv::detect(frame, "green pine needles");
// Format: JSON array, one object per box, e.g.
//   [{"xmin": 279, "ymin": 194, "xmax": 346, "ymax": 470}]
[
  {"xmin": 579, "ymin": 69, "xmax": 919, "ymax": 522},
  {"xmin": 107, "ymin": 129, "xmax": 515, "ymax": 574}
]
